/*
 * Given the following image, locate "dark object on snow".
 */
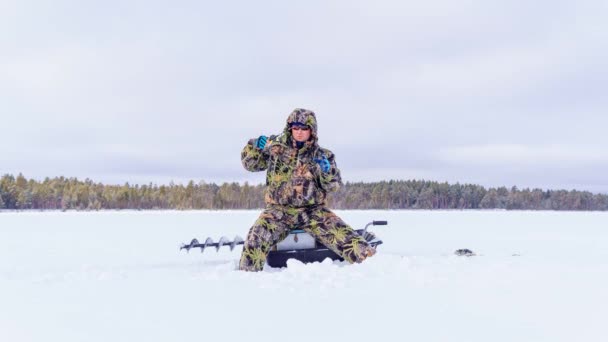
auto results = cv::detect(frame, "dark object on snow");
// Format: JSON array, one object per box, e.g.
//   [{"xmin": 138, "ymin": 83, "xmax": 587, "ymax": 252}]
[
  {"xmin": 180, "ymin": 220, "xmax": 386, "ymax": 268},
  {"xmin": 180, "ymin": 236, "xmax": 244, "ymax": 253},
  {"xmin": 454, "ymin": 248, "xmax": 476, "ymax": 257}
]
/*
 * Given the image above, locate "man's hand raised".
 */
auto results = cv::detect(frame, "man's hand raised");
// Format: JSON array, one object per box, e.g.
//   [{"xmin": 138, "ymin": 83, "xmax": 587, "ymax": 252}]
[{"xmin": 255, "ymin": 136, "xmax": 268, "ymax": 150}]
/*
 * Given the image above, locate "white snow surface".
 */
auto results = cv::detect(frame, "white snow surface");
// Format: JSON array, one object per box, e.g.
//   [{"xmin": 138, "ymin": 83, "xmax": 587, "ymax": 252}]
[{"xmin": 1, "ymin": 210, "xmax": 607, "ymax": 342}]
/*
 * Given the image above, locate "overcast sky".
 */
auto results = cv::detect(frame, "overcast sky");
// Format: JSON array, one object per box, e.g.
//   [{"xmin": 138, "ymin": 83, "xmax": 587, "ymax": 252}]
[{"xmin": 1, "ymin": 0, "xmax": 607, "ymax": 193}]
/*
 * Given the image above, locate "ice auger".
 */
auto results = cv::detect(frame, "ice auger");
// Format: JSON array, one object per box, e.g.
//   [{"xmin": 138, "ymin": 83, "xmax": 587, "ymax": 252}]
[{"xmin": 180, "ymin": 220, "xmax": 387, "ymax": 267}]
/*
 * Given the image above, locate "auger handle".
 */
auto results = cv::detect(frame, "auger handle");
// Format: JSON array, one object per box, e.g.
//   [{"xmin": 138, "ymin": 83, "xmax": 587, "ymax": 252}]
[{"xmin": 363, "ymin": 220, "xmax": 388, "ymax": 233}]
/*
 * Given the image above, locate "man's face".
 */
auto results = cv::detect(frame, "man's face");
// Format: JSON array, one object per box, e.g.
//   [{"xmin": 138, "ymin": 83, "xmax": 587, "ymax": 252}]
[{"xmin": 291, "ymin": 125, "xmax": 311, "ymax": 142}]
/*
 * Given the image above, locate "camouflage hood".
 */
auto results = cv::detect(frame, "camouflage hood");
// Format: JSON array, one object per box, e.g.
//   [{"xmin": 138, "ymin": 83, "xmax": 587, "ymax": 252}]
[{"xmin": 283, "ymin": 108, "xmax": 318, "ymax": 147}]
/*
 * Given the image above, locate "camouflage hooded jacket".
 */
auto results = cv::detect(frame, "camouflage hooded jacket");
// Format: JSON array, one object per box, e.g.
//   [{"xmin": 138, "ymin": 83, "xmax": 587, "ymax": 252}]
[{"xmin": 241, "ymin": 109, "xmax": 342, "ymax": 208}]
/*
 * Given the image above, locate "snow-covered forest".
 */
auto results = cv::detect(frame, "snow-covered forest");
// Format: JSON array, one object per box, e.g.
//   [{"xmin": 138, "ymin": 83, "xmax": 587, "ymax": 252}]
[{"xmin": 2, "ymin": 174, "xmax": 607, "ymax": 211}]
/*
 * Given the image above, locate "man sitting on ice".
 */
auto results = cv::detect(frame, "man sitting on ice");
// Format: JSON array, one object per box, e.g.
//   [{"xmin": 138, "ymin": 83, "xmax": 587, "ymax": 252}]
[{"xmin": 239, "ymin": 108, "xmax": 376, "ymax": 271}]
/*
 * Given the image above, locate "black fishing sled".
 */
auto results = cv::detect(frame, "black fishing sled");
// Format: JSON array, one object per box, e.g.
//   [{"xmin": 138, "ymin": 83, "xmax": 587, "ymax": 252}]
[{"xmin": 180, "ymin": 220, "xmax": 387, "ymax": 267}]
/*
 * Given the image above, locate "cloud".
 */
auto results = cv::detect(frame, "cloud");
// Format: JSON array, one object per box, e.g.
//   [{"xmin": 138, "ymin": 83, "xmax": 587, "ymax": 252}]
[
  {"xmin": 1, "ymin": 0, "xmax": 607, "ymax": 192},
  {"xmin": 437, "ymin": 144, "xmax": 608, "ymax": 166}
]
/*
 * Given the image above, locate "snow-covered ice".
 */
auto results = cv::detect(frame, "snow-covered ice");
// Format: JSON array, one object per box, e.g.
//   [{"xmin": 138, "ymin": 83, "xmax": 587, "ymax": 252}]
[{"xmin": 1, "ymin": 210, "xmax": 607, "ymax": 342}]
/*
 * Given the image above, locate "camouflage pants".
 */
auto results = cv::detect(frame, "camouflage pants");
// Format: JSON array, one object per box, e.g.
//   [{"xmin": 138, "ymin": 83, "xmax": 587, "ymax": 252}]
[{"xmin": 239, "ymin": 205, "xmax": 373, "ymax": 271}]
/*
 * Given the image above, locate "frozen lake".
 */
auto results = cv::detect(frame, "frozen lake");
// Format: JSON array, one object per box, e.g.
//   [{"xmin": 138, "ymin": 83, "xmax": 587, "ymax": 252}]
[{"xmin": 1, "ymin": 210, "xmax": 607, "ymax": 342}]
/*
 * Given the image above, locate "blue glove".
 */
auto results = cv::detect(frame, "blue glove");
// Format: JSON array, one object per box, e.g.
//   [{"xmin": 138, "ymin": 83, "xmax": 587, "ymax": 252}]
[
  {"xmin": 255, "ymin": 135, "xmax": 268, "ymax": 150},
  {"xmin": 314, "ymin": 156, "xmax": 331, "ymax": 173}
]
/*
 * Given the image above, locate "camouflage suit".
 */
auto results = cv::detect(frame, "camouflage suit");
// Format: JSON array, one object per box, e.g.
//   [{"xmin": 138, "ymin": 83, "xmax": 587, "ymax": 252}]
[{"xmin": 239, "ymin": 109, "xmax": 374, "ymax": 271}]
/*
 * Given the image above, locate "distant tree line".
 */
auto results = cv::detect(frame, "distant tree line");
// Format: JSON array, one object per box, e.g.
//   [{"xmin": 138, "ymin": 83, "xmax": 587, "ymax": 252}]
[{"xmin": 1, "ymin": 174, "xmax": 607, "ymax": 211}]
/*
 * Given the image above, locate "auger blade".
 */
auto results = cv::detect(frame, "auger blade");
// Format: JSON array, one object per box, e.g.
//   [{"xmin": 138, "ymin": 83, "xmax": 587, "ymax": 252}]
[
  {"xmin": 216, "ymin": 236, "xmax": 230, "ymax": 252},
  {"xmin": 230, "ymin": 236, "xmax": 244, "ymax": 251},
  {"xmin": 203, "ymin": 237, "xmax": 215, "ymax": 253},
  {"xmin": 180, "ymin": 238, "xmax": 200, "ymax": 252},
  {"xmin": 179, "ymin": 235, "xmax": 245, "ymax": 253}
]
